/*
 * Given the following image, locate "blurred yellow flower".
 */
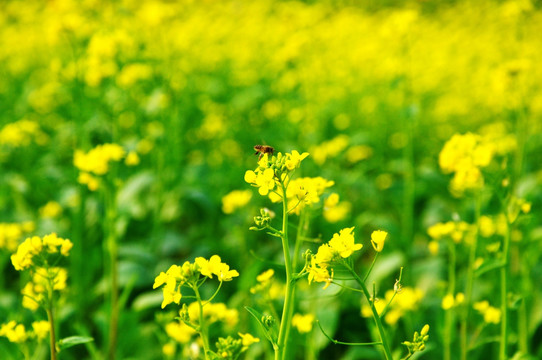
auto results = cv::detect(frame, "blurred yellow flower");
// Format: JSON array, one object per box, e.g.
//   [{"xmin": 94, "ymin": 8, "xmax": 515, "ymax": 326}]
[
  {"xmin": 222, "ymin": 190, "xmax": 252, "ymax": 214},
  {"xmin": 292, "ymin": 313, "xmax": 315, "ymax": 334},
  {"xmin": 39, "ymin": 201, "xmax": 63, "ymax": 218}
]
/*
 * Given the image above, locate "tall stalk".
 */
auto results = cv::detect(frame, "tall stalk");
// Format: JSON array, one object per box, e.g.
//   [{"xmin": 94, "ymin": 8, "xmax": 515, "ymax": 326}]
[
  {"xmin": 46, "ymin": 272, "xmax": 58, "ymax": 360},
  {"xmin": 343, "ymin": 261, "xmax": 393, "ymax": 360},
  {"xmin": 499, "ymin": 218, "xmax": 511, "ymax": 360},
  {"xmin": 105, "ymin": 181, "xmax": 119, "ymax": 360},
  {"xmin": 194, "ymin": 286, "xmax": 211, "ymax": 360},
  {"xmin": 276, "ymin": 182, "xmax": 295, "ymax": 360},
  {"xmin": 460, "ymin": 194, "xmax": 481, "ymax": 360},
  {"xmin": 444, "ymin": 243, "xmax": 456, "ymax": 360}
]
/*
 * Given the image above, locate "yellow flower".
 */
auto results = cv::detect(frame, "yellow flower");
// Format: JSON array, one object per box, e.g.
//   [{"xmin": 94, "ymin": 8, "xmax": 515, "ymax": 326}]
[
  {"xmin": 222, "ymin": 190, "xmax": 252, "ymax": 214},
  {"xmin": 474, "ymin": 301, "xmax": 501, "ymax": 324},
  {"xmin": 0, "ymin": 321, "xmax": 27, "ymax": 343},
  {"xmin": 125, "ymin": 151, "xmax": 140, "ymax": 166},
  {"xmin": 32, "ymin": 321, "xmax": 49, "ymax": 340},
  {"xmin": 441, "ymin": 294, "xmax": 455, "ymax": 310},
  {"xmin": 292, "ymin": 313, "xmax": 315, "ymax": 334},
  {"xmin": 370, "ymin": 230, "xmax": 388, "ymax": 252},
  {"xmin": 215, "ymin": 262, "xmax": 240, "ymax": 282},
  {"xmin": 245, "ymin": 168, "xmax": 276, "ymax": 196},
  {"xmin": 39, "ymin": 201, "xmax": 62, "ymax": 218},
  {"xmin": 308, "ymin": 258, "xmax": 333, "ymax": 289},
  {"xmin": 165, "ymin": 322, "xmax": 196, "ymax": 344},
  {"xmin": 238, "ymin": 332, "xmax": 260, "ymax": 347},
  {"xmin": 195, "ymin": 255, "xmax": 223, "ymax": 279},
  {"xmin": 74, "ymin": 143, "xmax": 126, "ymax": 175},
  {"xmin": 162, "ymin": 343, "xmax": 175, "ymax": 356},
  {"xmin": 161, "ymin": 277, "xmax": 182, "ymax": 309},
  {"xmin": 285, "ymin": 150, "xmax": 309, "ymax": 170},
  {"xmin": 328, "ymin": 227, "xmax": 362, "ymax": 258}
]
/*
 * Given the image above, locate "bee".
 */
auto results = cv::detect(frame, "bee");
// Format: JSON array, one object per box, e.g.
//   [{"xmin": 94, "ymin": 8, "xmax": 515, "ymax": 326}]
[{"xmin": 254, "ymin": 145, "xmax": 274, "ymax": 160}]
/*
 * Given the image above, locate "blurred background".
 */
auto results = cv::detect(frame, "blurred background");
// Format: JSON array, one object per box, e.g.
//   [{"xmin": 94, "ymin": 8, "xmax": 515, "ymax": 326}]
[{"xmin": 1, "ymin": 0, "xmax": 542, "ymax": 359}]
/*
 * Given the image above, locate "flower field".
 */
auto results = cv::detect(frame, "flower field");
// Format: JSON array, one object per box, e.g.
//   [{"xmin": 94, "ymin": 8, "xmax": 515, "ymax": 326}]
[{"xmin": 1, "ymin": 0, "xmax": 542, "ymax": 359}]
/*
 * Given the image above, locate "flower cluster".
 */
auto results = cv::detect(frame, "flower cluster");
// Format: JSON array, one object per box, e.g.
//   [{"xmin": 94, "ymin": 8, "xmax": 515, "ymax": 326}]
[
  {"xmin": 11, "ymin": 233, "xmax": 73, "ymax": 271},
  {"xmin": 153, "ymin": 256, "xmax": 239, "ymax": 309},
  {"xmin": 74, "ymin": 143, "xmax": 139, "ymax": 191},
  {"xmin": 0, "ymin": 120, "xmax": 48, "ymax": 148},
  {"xmin": 185, "ymin": 302, "xmax": 239, "ymax": 328},
  {"xmin": 221, "ymin": 190, "xmax": 252, "ymax": 214},
  {"xmin": 22, "ymin": 267, "xmax": 68, "ymax": 311},
  {"xmin": 308, "ymin": 227, "xmax": 363, "ymax": 289},
  {"xmin": 250, "ymin": 269, "xmax": 283, "ymax": 300},
  {"xmin": 473, "ymin": 301, "xmax": 501, "ymax": 324},
  {"xmin": 427, "ymin": 220, "xmax": 476, "ymax": 254},
  {"xmin": 323, "ymin": 193, "xmax": 351, "ymax": 223},
  {"xmin": 0, "ymin": 320, "xmax": 49, "ymax": 343},
  {"xmin": 244, "ymin": 150, "xmax": 309, "ymax": 196},
  {"xmin": 213, "ymin": 333, "xmax": 260, "ymax": 360},
  {"xmin": 292, "ymin": 313, "xmax": 315, "ymax": 334},
  {"xmin": 402, "ymin": 325, "xmax": 430, "ymax": 357},
  {"xmin": 0, "ymin": 221, "xmax": 35, "ymax": 252},
  {"xmin": 441, "ymin": 292, "xmax": 465, "ymax": 310},
  {"xmin": 269, "ymin": 176, "xmax": 334, "ymax": 214},
  {"xmin": 438, "ymin": 133, "xmax": 494, "ymax": 194}
]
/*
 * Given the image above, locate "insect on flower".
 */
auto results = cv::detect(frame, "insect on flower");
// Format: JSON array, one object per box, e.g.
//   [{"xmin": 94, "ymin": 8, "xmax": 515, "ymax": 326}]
[{"xmin": 254, "ymin": 145, "xmax": 274, "ymax": 160}]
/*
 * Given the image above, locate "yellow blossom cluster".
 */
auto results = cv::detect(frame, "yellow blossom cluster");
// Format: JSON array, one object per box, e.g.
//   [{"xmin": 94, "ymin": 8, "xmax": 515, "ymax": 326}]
[
  {"xmin": 0, "ymin": 320, "xmax": 49, "ymax": 343},
  {"xmin": 74, "ymin": 143, "xmax": 125, "ymax": 175},
  {"xmin": 0, "ymin": 221, "xmax": 35, "ymax": 252},
  {"xmin": 187, "ymin": 302, "xmax": 239, "ymax": 327},
  {"xmin": 0, "ymin": 120, "xmax": 48, "ymax": 148},
  {"xmin": 165, "ymin": 321, "xmax": 196, "ymax": 344},
  {"xmin": 22, "ymin": 267, "xmax": 68, "ymax": 311},
  {"xmin": 441, "ymin": 292, "xmax": 465, "ymax": 310},
  {"xmin": 292, "ymin": 313, "xmax": 315, "ymax": 334},
  {"xmin": 244, "ymin": 151, "xmax": 309, "ymax": 196},
  {"xmin": 310, "ymin": 135, "xmax": 349, "ymax": 165},
  {"xmin": 473, "ymin": 301, "xmax": 501, "ymax": 324},
  {"xmin": 308, "ymin": 227, "xmax": 363, "ymax": 289},
  {"xmin": 74, "ymin": 143, "xmax": 139, "ymax": 191},
  {"xmin": 362, "ymin": 287, "xmax": 424, "ymax": 326},
  {"xmin": 438, "ymin": 132, "xmax": 499, "ymax": 194},
  {"xmin": 427, "ymin": 220, "xmax": 475, "ymax": 253},
  {"xmin": 153, "ymin": 256, "xmax": 239, "ymax": 309},
  {"xmin": 221, "ymin": 190, "xmax": 252, "ymax": 214},
  {"xmin": 323, "ymin": 193, "xmax": 351, "ymax": 223},
  {"xmin": 250, "ymin": 269, "xmax": 284, "ymax": 300},
  {"xmin": 11, "ymin": 233, "xmax": 73, "ymax": 271},
  {"xmin": 39, "ymin": 201, "xmax": 63, "ymax": 218},
  {"xmin": 269, "ymin": 176, "xmax": 334, "ymax": 214}
]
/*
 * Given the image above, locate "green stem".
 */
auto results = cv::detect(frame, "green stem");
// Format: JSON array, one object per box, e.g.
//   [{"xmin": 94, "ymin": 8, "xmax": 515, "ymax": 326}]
[
  {"xmin": 343, "ymin": 262, "xmax": 393, "ymax": 360},
  {"xmin": 317, "ymin": 320, "xmax": 381, "ymax": 346},
  {"xmin": 194, "ymin": 286, "xmax": 211, "ymax": 360},
  {"xmin": 276, "ymin": 182, "xmax": 295, "ymax": 360},
  {"xmin": 363, "ymin": 253, "xmax": 379, "ymax": 283},
  {"xmin": 105, "ymin": 182, "xmax": 119, "ymax": 360},
  {"xmin": 292, "ymin": 211, "xmax": 306, "ymax": 272},
  {"xmin": 460, "ymin": 194, "xmax": 481, "ymax": 360},
  {"xmin": 444, "ymin": 242, "xmax": 456, "ymax": 360},
  {"xmin": 46, "ymin": 272, "xmax": 58, "ymax": 360},
  {"xmin": 499, "ymin": 218, "xmax": 511, "ymax": 360}
]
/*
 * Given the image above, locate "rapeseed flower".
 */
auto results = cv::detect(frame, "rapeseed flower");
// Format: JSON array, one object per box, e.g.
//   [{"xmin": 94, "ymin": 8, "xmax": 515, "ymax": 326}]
[
  {"xmin": 292, "ymin": 313, "xmax": 315, "ymax": 333},
  {"xmin": 370, "ymin": 230, "xmax": 388, "ymax": 252},
  {"xmin": 11, "ymin": 233, "xmax": 72, "ymax": 271},
  {"xmin": 222, "ymin": 190, "xmax": 252, "ymax": 214}
]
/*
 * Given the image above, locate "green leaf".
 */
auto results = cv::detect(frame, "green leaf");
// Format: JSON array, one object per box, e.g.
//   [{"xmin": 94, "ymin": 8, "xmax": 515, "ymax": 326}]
[
  {"xmin": 57, "ymin": 336, "xmax": 94, "ymax": 351},
  {"xmin": 245, "ymin": 306, "xmax": 278, "ymax": 348}
]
